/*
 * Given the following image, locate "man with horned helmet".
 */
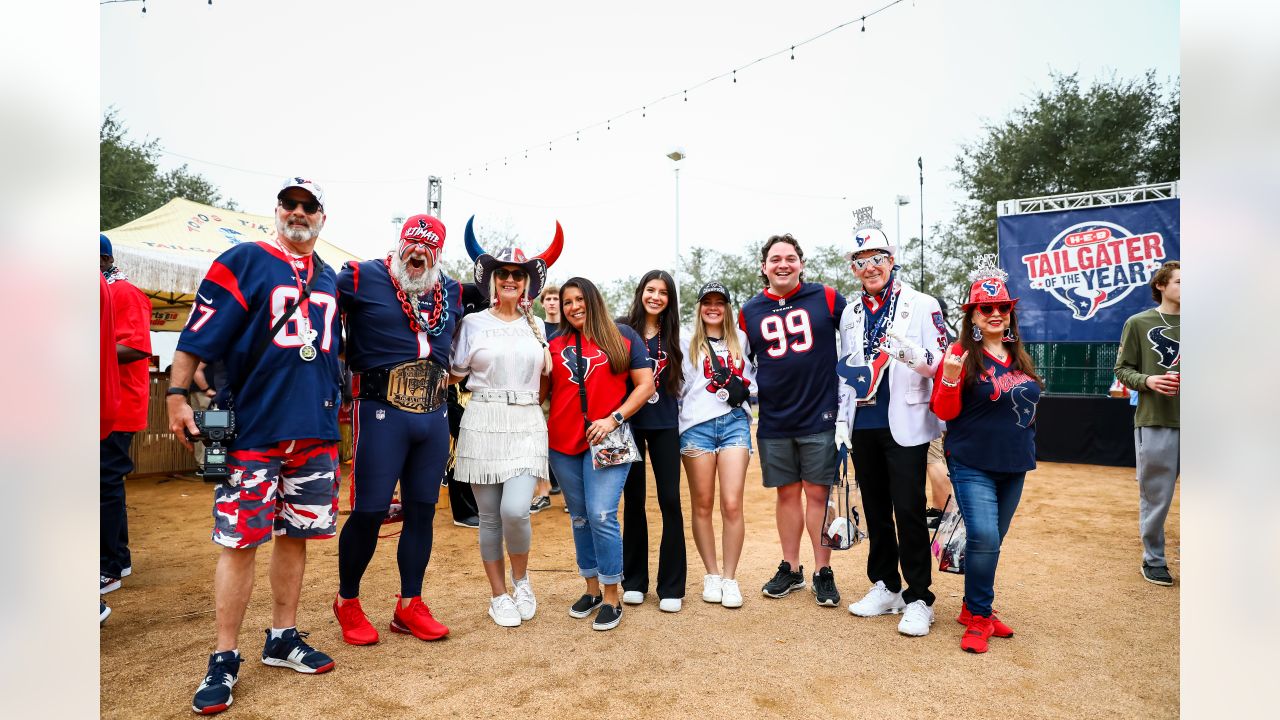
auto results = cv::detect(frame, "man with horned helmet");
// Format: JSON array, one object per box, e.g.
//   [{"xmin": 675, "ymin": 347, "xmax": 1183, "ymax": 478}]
[{"xmin": 330, "ymin": 214, "xmax": 461, "ymax": 647}]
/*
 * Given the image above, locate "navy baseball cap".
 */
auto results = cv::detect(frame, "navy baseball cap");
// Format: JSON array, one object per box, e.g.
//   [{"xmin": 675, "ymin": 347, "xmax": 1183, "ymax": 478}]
[
  {"xmin": 697, "ymin": 281, "xmax": 732, "ymax": 304},
  {"xmin": 100, "ymin": 233, "xmax": 112, "ymax": 257}
]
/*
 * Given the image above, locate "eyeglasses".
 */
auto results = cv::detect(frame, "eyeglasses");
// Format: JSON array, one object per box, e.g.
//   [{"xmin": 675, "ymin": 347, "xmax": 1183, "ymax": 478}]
[
  {"xmin": 851, "ymin": 253, "xmax": 891, "ymax": 270},
  {"xmin": 279, "ymin": 197, "xmax": 322, "ymax": 214},
  {"xmin": 494, "ymin": 267, "xmax": 528, "ymax": 281},
  {"xmin": 977, "ymin": 303, "xmax": 1013, "ymax": 316}
]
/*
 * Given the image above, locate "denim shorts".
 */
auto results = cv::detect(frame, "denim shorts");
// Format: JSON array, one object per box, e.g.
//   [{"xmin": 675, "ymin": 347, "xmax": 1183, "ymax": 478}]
[{"xmin": 679, "ymin": 408, "xmax": 753, "ymax": 457}]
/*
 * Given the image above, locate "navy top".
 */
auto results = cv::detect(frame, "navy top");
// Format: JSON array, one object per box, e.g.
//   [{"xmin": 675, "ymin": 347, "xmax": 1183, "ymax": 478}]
[
  {"xmin": 336, "ymin": 260, "xmax": 461, "ymax": 372},
  {"xmin": 740, "ymin": 282, "xmax": 847, "ymax": 438},
  {"xmin": 940, "ymin": 349, "xmax": 1041, "ymax": 473},
  {"xmin": 176, "ymin": 241, "xmax": 342, "ymax": 449},
  {"xmin": 628, "ymin": 331, "xmax": 678, "ymax": 430},
  {"xmin": 852, "ymin": 295, "xmax": 892, "ymax": 430}
]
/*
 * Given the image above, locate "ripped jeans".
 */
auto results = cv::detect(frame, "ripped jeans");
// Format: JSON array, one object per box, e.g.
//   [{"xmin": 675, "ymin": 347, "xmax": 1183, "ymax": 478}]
[{"xmin": 549, "ymin": 450, "xmax": 630, "ymax": 585}]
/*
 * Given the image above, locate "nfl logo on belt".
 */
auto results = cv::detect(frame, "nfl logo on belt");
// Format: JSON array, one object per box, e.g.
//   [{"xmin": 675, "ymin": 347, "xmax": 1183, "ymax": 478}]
[{"xmin": 376, "ymin": 409, "xmax": 386, "ymax": 420}]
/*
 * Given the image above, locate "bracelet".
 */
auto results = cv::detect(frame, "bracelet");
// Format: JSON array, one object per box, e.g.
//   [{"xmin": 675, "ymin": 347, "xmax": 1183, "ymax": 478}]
[
  {"xmin": 166, "ymin": 386, "xmax": 190, "ymax": 397},
  {"xmin": 940, "ymin": 377, "xmax": 959, "ymax": 388}
]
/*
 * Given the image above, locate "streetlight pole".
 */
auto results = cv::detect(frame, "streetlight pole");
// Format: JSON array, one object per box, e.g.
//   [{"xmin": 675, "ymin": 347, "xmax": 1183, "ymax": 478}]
[
  {"xmin": 668, "ymin": 150, "xmax": 686, "ymax": 272},
  {"xmin": 894, "ymin": 194, "xmax": 910, "ymax": 257},
  {"xmin": 918, "ymin": 156, "xmax": 925, "ymax": 290}
]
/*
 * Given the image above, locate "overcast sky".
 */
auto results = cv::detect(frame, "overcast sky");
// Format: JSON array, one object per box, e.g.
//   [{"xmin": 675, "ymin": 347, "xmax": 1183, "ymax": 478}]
[{"xmin": 101, "ymin": 0, "xmax": 1179, "ymax": 288}]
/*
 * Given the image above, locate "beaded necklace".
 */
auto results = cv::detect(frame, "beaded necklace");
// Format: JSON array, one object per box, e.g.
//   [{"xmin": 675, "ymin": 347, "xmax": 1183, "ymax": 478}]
[{"xmin": 383, "ymin": 255, "xmax": 448, "ymax": 336}]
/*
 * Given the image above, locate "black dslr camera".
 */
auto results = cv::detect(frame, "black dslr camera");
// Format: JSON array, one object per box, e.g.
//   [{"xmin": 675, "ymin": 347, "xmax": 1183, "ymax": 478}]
[{"xmin": 187, "ymin": 409, "xmax": 237, "ymax": 481}]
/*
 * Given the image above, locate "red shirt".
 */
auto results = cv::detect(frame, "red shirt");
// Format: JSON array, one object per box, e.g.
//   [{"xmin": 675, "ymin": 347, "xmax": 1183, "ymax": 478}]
[
  {"xmin": 100, "ymin": 274, "xmax": 120, "ymax": 439},
  {"xmin": 547, "ymin": 324, "xmax": 650, "ymax": 455},
  {"xmin": 106, "ymin": 276, "xmax": 153, "ymax": 432}
]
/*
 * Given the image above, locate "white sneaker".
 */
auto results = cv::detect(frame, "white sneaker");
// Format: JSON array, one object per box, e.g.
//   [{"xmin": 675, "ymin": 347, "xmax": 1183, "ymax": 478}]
[
  {"xmin": 702, "ymin": 574, "xmax": 723, "ymax": 603},
  {"xmin": 488, "ymin": 594, "xmax": 522, "ymax": 627},
  {"xmin": 622, "ymin": 590, "xmax": 645, "ymax": 605},
  {"xmin": 897, "ymin": 600, "xmax": 935, "ymax": 636},
  {"xmin": 513, "ymin": 576, "xmax": 537, "ymax": 621},
  {"xmin": 848, "ymin": 581, "xmax": 906, "ymax": 617},
  {"xmin": 658, "ymin": 598, "xmax": 682, "ymax": 613},
  {"xmin": 720, "ymin": 579, "xmax": 743, "ymax": 608}
]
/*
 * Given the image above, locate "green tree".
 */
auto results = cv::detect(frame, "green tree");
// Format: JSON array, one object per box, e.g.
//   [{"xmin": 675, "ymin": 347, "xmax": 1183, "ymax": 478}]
[
  {"xmin": 927, "ymin": 70, "xmax": 1179, "ymax": 310},
  {"xmin": 100, "ymin": 108, "xmax": 237, "ymax": 230}
]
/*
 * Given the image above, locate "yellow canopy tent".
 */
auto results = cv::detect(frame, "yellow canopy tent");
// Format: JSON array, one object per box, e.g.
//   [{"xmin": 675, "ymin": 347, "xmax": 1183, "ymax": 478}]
[{"xmin": 103, "ymin": 197, "xmax": 361, "ymax": 330}]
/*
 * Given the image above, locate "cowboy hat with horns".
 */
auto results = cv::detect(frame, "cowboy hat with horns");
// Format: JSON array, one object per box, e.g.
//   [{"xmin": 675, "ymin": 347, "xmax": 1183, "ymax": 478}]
[{"xmin": 464, "ymin": 215, "xmax": 564, "ymax": 299}]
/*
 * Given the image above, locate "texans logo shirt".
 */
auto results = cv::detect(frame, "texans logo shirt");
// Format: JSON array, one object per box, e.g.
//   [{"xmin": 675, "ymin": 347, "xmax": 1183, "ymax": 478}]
[
  {"xmin": 930, "ymin": 343, "xmax": 1041, "ymax": 473},
  {"xmin": 628, "ymin": 331, "xmax": 679, "ymax": 431},
  {"xmin": 740, "ymin": 282, "xmax": 846, "ymax": 438},
  {"xmin": 175, "ymin": 241, "xmax": 342, "ymax": 450},
  {"xmin": 336, "ymin": 260, "xmax": 461, "ymax": 372},
  {"xmin": 547, "ymin": 324, "xmax": 650, "ymax": 454}
]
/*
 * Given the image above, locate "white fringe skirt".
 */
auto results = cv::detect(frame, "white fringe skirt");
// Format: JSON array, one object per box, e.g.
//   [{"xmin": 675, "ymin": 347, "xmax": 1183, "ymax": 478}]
[{"xmin": 454, "ymin": 398, "xmax": 549, "ymax": 485}]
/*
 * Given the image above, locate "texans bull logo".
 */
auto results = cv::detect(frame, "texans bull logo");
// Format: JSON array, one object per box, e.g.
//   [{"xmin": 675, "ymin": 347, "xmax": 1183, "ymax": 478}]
[
  {"xmin": 836, "ymin": 350, "xmax": 890, "ymax": 400},
  {"xmin": 560, "ymin": 345, "xmax": 608, "ymax": 386},
  {"xmin": 1063, "ymin": 286, "xmax": 1108, "ymax": 320},
  {"xmin": 1010, "ymin": 385, "xmax": 1039, "ymax": 428},
  {"xmin": 980, "ymin": 280, "xmax": 1001, "ymax": 297},
  {"xmin": 1146, "ymin": 325, "xmax": 1180, "ymax": 369},
  {"xmin": 651, "ymin": 350, "xmax": 669, "ymax": 386}
]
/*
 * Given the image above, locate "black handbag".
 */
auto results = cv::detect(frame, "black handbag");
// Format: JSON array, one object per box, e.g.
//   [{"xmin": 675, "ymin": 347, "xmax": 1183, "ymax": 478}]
[{"xmin": 705, "ymin": 339, "xmax": 750, "ymax": 408}]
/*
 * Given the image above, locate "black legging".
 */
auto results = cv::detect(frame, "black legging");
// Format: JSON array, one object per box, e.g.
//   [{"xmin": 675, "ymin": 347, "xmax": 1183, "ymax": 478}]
[
  {"xmin": 621, "ymin": 427, "xmax": 686, "ymax": 599},
  {"xmin": 337, "ymin": 499, "xmax": 437, "ymax": 599}
]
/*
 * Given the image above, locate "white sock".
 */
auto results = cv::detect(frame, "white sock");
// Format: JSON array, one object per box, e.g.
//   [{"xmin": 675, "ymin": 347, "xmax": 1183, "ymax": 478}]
[{"xmin": 269, "ymin": 627, "xmax": 294, "ymax": 640}]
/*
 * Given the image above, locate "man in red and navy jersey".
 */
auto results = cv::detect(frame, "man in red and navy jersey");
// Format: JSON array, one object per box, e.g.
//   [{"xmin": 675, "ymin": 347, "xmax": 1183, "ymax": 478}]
[
  {"xmin": 739, "ymin": 233, "xmax": 847, "ymax": 607},
  {"xmin": 167, "ymin": 178, "xmax": 343, "ymax": 715},
  {"xmin": 99, "ymin": 234, "xmax": 152, "ymax": 598}
]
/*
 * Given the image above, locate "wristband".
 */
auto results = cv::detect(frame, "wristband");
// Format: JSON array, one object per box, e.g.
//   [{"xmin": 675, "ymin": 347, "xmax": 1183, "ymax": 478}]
[
  {"xmin": 940, "ymin": 377, "xmax": 959, "ymax": 388},
  {"xmin": 166, "ymin": 386, "xmax": 190, "ymax": 397}
]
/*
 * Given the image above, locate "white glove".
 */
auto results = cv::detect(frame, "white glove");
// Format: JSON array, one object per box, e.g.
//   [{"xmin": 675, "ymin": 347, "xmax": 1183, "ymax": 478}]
[
  {"xmin": 877, "ymin": 331, "xmax": 927, "ymax": 368},
  {"xmin": 834, "ymin": 420, "xmax": 851, "ymax": 452}
]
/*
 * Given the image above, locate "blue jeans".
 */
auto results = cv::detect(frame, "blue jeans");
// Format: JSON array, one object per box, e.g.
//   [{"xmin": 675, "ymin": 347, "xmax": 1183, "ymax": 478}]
[
  {"xmin": 549, "ymin": 450, "xmax": 630, "ymax": 585},
  {"xmin": 947, "ymin": 458, "xmax": 1025, "ymax": 618}
]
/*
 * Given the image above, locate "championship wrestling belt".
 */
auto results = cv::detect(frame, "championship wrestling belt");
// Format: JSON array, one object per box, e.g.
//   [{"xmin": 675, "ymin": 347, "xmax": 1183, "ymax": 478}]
[{"xmin": 354, "ymin": 359, "xmax": 448, "ymax": 413}]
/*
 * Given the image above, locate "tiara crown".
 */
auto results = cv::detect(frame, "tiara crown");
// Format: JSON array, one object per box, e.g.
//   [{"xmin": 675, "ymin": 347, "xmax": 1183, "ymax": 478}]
[
  {"xmin": 968, "ymin": 253, "xmax": 1009, "ymax": 283},
  {"xmin": 852, "ymin": 205, "xmax": 883, "ymax": 232}
]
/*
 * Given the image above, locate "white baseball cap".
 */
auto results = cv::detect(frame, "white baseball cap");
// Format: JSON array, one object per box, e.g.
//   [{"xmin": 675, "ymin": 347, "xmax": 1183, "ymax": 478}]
[{"xmin": 278, "ymin": 176, "xmax": 326, "ymax": 209}]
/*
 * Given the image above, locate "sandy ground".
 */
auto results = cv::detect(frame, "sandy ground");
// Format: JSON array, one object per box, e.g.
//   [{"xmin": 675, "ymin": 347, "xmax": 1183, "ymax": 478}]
[{"xmin": 101, "ymin": 454, "xmax": 1178, "ymax": 720}]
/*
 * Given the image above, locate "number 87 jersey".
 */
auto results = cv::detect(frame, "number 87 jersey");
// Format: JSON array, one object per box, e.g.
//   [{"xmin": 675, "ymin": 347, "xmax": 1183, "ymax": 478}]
[{"xmin": 739, "ymin": 282, "xmax": 846, "ymax": 439}]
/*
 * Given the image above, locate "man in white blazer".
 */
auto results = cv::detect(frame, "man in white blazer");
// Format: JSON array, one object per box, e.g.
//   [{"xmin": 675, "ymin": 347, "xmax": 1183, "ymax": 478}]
[{"xmin": 835, "ymin": 222, "xmax": 946, "ymax": 637}]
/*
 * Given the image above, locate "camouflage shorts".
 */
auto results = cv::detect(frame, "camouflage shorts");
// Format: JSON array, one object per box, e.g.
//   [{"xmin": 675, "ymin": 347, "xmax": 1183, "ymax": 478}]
[{"xmin": 212, "ymin": 439, "xmax": 340, "ymax": 549}]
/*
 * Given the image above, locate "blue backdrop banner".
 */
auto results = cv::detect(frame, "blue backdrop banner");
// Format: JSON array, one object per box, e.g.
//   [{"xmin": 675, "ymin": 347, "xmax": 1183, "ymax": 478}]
[{"xmin": 996, "ymin": 198, "xmax": 1179, "ymax": 342}]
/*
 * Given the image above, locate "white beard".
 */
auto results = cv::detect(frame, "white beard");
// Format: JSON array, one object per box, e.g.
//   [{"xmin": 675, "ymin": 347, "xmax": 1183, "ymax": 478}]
[
  {"xmin": 276, "ymin": 215, "xmax": 322, "ymax": 245},
  {"xmin": 392, "ymin": 253, "xmax": 439, "ymax": 296}
]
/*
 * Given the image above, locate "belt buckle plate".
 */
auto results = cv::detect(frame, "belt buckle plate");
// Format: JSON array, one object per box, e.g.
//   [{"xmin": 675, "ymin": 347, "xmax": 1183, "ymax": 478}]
[{"xmin": 385, "ymin": 360, "xmax": 443, "ymax": 413}]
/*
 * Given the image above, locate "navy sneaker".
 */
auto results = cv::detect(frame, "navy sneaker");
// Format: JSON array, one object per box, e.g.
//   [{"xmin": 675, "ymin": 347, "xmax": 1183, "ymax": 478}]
[
  {"xmin": 568, "ymin": 593, "xmax": 603, "ymax": 619},
  {"xmin": 592, "ymin": 603, "xmax": 623, "ymax": 631},
  {"xmin": 192, "ymin": 650, "xmax": 241, "ymax": 715},
  {"xmin": 100, "ymin": 601, "xmax": 111, "ymax": 626},
  {"xmin": 100, "ymin": 574, "xmax": 121, "ymax": 595},
  {"xmin": 260, "ymin": 629, "xmax": 335, "ymax": 674}
]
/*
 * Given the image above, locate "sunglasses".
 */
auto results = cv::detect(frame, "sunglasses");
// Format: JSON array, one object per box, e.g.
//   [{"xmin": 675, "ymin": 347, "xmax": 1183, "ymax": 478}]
[
  {"xmin": 852, "ymin": 253, "xmax": 891, "ymax": 270},
  {"xmin": 494, "ymin": 267, "xmax": 528, "ymax": 281},
  {"xmin": 278, "ymin": 197, "xmax": 322, "ymax": 214},
  {"xmin": 977, "ymin": 303, "xmax": 1013, "ymax": 316}
]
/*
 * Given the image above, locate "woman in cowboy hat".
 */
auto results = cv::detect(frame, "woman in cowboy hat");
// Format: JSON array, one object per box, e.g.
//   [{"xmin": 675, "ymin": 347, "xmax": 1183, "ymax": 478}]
[
  {"xmin": 546, "ymin": 277, "xmax": 655, "ymax": 631},
  {"xmin": 450, "ymin": 217, "xmax": 563, "ymax": 628},
  {"xmin": 929, "ymin": 255, "xmax": 1044, "ymax": 654}
]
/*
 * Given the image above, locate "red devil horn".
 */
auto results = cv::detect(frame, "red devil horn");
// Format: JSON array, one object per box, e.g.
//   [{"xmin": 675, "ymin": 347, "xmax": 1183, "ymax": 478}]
[{"xmin": 534, "ymin": 220, "xmax": 564, "ymax": 268}]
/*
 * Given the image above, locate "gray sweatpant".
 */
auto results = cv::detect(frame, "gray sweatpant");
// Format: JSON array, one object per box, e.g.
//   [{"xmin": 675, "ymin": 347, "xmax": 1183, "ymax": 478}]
[
  {"xmin": 471, "ymin": 474, "xmax": 538, "ymax": 562},
  {"xmin": 1135, "ymin": 426, "xmax": 1180, "ymax": 566}
]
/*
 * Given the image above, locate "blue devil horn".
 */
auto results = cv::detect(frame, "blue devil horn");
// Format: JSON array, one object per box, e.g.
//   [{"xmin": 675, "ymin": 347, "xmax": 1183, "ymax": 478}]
[{"xmin": 464, "ymin": 215, "xmax": 486, "ymax": 262}]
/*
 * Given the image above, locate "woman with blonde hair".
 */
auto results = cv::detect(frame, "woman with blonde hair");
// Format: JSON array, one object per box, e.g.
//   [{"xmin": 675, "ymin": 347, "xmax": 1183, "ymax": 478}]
[{"xmin": 678, "ymin": 281, "xmax": 755, "ymax": 609}]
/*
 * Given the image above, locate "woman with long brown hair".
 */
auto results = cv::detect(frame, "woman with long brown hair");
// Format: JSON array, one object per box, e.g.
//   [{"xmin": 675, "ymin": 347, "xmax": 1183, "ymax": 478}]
[
  {"xmin": 546, "ymin": 277, "xmax": 655, "ymax": 631},
  {"xmin": 618, "ymin": 270, "xmax": 687, "ymax": 612},
  {"xmin": 929, "ymin": 256, "xmax": 1043, "ymax": 654}
]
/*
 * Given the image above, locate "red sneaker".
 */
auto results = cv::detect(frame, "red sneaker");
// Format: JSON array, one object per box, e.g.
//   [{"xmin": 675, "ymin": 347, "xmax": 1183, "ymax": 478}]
[
  {"xmin": 957, "ymin": 601, "xmax": 1013, "ymax": 638},
  {"xmin": 960, "ymin": 614, "xmax": 995, "ymax": 654},
  {"xmin": 390, "ymin": 595, "xmax": 449, "ymax": 641},
  {"xmin": 333, "ymin": 595, "xmax": 379, "ymax": 646}
]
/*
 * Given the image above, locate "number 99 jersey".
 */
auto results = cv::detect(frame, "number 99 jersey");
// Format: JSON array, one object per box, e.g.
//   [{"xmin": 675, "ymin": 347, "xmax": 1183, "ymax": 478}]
[{"xmin": 739, "ymin": 282, "xmax": 846, "ymax": 439}]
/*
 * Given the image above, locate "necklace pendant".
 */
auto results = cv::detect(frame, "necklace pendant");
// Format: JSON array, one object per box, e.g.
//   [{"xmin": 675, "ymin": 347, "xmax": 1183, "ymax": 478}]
[
  {"xmin": 647, "ymin": 392, "xmax": 660, "ymax": 405},
  {"xmin": 299, "ymin": 344, "xmax": 318, "ymax": 362},
  {"xmin": 716, "ymin": 388, "xmax": 730, "ymax": 402}
]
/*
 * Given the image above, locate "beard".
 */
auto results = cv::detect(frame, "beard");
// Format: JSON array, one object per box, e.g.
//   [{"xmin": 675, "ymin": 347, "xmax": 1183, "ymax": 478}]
[
  {"xmin": 391, "ymin": 252, "xmax": 439, "ymax": 295},
  {"xmin": 276, "ymin": 215, "xmax": 322, "ymax": 246}
]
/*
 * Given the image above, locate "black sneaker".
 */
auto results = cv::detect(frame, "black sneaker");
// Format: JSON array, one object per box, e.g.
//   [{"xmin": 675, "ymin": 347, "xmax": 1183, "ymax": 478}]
[
  {"xmin": 761, "ymin": 560, "xmax": 806, "ymax": 598},
  {"xmin": 261, "ymin": 628, "xmax": 335, "ymax": 674},
  {"xmin": 192, "ymin": 650, "xmax": 242, "ymax": 715},
  {"xmin": 530, "ymin": 496, "xmax": 551, "ymax": 514},
  {"xmin": 100, "ymin": 601, "xmax": 111, "ymax": 626},
  {"xmin": 812, "ymin": 566, "xmax": 840, "ymax": 607},
  {"xmin": 452, "ymin": 515, "xmax": 480, "ymax": 529},
  {"xmin": 1141, "ymin": 563, "xmax": 1174, "ymax": 586},
  {"xmin": 926, "ymin": 507, "xmax": 944, "ymax": 530},
  {"xmin": 592, "ymin": 603, "xmax": 623, "ymax": 631},
  {"xmin": 568, "ymin": 593, "xmax": 604, "ymax": 619}
]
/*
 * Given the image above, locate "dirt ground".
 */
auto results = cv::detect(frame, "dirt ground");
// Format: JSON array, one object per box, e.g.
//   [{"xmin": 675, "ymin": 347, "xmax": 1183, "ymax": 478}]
[{"xmin": 101, "ymin": 451, "xmax": 1179, "ymax": 720}]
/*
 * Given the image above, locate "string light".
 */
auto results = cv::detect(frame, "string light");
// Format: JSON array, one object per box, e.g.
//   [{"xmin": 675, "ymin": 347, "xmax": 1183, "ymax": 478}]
[
  {"xmin": 733, "ymin": 70, "xmax": 737, "ymax": 83},
  {"xmin": 791, "ymin": 46, "xmax": 795, "ymax": 60}
]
